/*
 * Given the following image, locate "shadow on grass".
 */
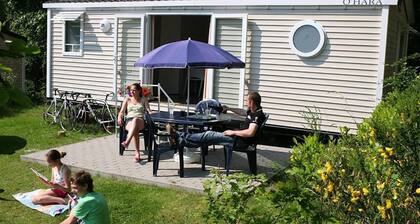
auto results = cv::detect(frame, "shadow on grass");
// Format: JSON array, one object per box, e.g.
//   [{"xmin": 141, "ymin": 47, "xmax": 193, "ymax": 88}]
[
  {"xmin": 0, "ymin": 197, "xmax": 14, "ymax": 201},
  {"xmin": 0, "ymin": 136, "xmax": 27, "ymax": 154},
  {"xmin": 0, "ymin": 106, "xmax": 30, "ymax": 119},
  {"xmin": 0, "ymin": 189, "xmax": 14, "ymax": 201}
]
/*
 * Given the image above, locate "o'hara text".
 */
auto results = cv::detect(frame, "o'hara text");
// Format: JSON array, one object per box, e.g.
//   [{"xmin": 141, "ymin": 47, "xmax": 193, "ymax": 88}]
[{"xmin": 343, "ymin": 0, "xmax": 383, "ymax": 5}]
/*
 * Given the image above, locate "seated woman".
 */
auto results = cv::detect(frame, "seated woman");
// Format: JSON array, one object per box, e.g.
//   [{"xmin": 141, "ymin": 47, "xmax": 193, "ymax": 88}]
[
  {"xmin": 118, "ymin": 83, "xmax": 151, "ymax": 162},
  {"xmin": 32, "ymin": 150, "xmax": 71, "ymax": 205}
]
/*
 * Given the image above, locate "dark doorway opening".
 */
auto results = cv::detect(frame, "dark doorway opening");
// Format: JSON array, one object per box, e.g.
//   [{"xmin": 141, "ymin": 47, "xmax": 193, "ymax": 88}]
[{"xmin": 151, "ymin": 15, "xmax": 211, "ymax": 104}]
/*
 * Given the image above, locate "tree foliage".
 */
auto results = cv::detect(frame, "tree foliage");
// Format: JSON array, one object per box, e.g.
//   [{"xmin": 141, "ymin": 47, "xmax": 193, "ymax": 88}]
[
  {"xmin": 0, "ymin": 21, "xmax": 40, "ymax": 108},
  {"xmin": 1, "ymin": 0, "xmax": 47, "ymax": 103}
]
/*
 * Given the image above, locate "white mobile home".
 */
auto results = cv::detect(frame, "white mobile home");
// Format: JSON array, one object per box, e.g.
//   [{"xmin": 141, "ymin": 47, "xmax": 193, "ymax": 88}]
[{"xmin": 43, "ymin": 0, "xmax": 415, "ymax": 133}]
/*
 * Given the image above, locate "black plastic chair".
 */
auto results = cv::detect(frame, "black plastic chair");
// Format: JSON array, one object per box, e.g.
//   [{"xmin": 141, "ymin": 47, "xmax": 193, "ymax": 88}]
[
  {"xmin": 195, "ymin": 99, "xmax": 223, "ymax": 115},
  {"xmin": 224, "ymin": 113, "xmax": 269, "ymax": 175},
  {"xmin": 143, "ymin": 112, "xmax": 180, "ymax": 177},
  {"xmin": 119, "ymin": 114, "xmax": 152, "ymax": 162},
  {"xmin": 194, "ymin": 99, "xmax": 223, "ymax": 158}
]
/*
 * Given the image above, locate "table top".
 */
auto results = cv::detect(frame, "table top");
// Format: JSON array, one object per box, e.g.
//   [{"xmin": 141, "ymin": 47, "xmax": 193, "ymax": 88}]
[{"xmin": 150, "ymin": 111, "xmax": 233, "ymax": 126}]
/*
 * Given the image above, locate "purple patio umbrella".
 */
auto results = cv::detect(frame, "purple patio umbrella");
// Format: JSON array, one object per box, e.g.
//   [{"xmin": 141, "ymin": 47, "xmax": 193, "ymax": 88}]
[{"xmin": 134, "ymin": 39, "xmax": 245, "ymax": 115}]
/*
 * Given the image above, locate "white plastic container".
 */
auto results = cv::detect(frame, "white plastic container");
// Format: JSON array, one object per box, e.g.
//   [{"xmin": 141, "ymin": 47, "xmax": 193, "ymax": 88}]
[{"xmin": 173, "ymin": 147, "xmax": 201, "ymax": 164}]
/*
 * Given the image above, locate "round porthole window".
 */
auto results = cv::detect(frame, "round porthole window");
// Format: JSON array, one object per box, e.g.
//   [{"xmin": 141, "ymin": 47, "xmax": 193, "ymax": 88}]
[{"xmin": 289, "ymin": 20, "xmax": 326, "ymax": 58}]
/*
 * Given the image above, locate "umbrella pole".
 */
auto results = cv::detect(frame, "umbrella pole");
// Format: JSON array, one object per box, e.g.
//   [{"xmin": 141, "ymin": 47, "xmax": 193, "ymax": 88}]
[{"xmin": 187, "ymin": 68, "xmax": 190, "ymax": 117}]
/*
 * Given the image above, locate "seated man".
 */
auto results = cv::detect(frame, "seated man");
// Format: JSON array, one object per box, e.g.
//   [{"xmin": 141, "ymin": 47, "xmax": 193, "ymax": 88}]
[
  {"xmin": 60, "ymin": 170, "xmax": 110, "ymax": 224},
  {"xmin": 167, "ymin": 91, "xmax": 266, "ymax": 152}
]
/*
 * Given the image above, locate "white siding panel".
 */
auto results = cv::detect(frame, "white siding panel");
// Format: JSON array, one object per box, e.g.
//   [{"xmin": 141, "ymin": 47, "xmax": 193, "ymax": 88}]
[
  {"xmin": 246, "ymin": 9, "xmax": 382, "ymax": 132},
  {"xmin": 50, "ymin": 11, "xmax": 114, "ymax": 98},
  {"xmin": 49, "ymin": 7, "xmax": 384, "ymax": 133}
]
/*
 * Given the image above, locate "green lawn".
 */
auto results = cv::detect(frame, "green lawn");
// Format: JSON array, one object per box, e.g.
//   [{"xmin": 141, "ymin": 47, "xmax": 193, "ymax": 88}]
[{"xmin": 0, "ymin": 106, "xmax": 205, "ymax": 224}]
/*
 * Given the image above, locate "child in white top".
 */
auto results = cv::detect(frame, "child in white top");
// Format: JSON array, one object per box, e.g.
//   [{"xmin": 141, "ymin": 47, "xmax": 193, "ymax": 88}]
[{"xmin": 32, "ymin": 150, "xmax": 71, "ymax": 205}]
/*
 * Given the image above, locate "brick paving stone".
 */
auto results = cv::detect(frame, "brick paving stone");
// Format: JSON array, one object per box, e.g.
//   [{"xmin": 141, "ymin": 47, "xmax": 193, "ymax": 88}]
[{"xmin": 21, "ymin": 135, "xmax": 291, "ymax": 192}]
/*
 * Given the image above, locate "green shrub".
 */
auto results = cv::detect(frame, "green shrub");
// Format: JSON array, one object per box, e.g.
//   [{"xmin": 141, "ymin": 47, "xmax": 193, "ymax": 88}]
[
  {"xmin": 384, "ymin": 53, "xmax": 420, "ymax": 94},
  {"xmin": 203, "ymin": 169, "xmax": 268, "ymax": 224},
  {"xmin": 202, "ymin": 55, "xmax": 419, "ymax": 223},
  {"xmin": 285, "ymin": 81, "xmax": 420, "ymax": 223},
  {"xmin": 369, "ymin": 80, "xmax": 419, "ymax": 178}
]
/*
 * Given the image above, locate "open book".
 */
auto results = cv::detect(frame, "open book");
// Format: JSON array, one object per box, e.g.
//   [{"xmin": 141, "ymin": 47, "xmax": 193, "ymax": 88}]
[{"xmin": 30, "ymin": 168, "xmax": 49, "ymax": 182}]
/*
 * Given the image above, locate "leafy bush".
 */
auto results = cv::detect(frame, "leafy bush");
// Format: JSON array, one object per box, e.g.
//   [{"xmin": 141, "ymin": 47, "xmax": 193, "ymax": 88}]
[
  {"xmin": 203, "ymin": 169, "xmax": 268, "ymax": 224},
  {"xmin": 384, "ymin": 53, "xmax": 420, "ymax": 94},
  {"xmin": 286, "ymin": 78, "xmax": 419, "ymax": 223},
  {"xmin": 203, "ymin": 55, "xmax": 419, "ymax": 223}
]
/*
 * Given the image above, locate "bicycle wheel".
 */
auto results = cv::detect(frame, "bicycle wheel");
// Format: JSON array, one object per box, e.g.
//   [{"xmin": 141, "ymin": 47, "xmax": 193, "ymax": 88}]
[
  {"xmin": 59, "ymin": 104, "xmax": 75, "ymax": 131},
  {"xmin": 72, "ymin": 103, "xmax": 87, "ymax": 132},
  {"xmin": 101, "ymin": 106, "xmax": 116, "ymax": 134},
  {"xmin": 43, "ymin": 101, "xmax": 56, "ymax": 125}
]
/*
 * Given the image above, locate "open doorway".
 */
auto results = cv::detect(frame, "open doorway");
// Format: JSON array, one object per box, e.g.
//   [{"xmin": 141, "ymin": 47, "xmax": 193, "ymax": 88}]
[{"xmin": 151, "ymin": 15, "xmax": 211, "ymax": 104}]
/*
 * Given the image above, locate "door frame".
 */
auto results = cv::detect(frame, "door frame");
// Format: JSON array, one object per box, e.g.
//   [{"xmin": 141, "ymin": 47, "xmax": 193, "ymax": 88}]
[
  {"xmin": 207, "ymin": 14, "xmax": 248, "ymax": 108},
  {"xmin": 113, "ymin": 14, "xmax": 145, "ymax": 98},
  {"xmin": 144, "ymin": 12, "xmax": 213, "ymax": 89}
]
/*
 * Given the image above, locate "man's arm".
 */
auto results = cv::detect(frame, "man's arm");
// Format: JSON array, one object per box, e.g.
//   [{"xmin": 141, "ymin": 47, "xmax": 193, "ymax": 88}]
[
  {"xmin": 60, "ymin": 212, "xmax": 78, "ymax": 224},
  {"xmin": 223, "ymin": 123, "xmax": 258, "ymax": 138},
  {"xmin": 222, "ymin": 105, "xmax": 247, "ymax": 116}
]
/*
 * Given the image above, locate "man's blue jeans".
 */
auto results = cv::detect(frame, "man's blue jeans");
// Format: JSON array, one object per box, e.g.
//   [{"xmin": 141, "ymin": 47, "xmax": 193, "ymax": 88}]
[{"xmin": 179, "ymin": 131, "xmax": 234, "ymax": 150}]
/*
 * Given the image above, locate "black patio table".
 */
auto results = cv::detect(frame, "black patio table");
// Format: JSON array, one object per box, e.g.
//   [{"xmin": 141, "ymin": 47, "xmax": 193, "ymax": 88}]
[{"xmin": 150, "ymin": 111, "xmax": 233, "ymax": 177}]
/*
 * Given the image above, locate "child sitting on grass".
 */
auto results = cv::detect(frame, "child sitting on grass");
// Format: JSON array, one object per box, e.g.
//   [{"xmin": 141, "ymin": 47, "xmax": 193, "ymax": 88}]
[{"xmin": 32, "ymin": 150, "xmax": 71, "ymax": 205}]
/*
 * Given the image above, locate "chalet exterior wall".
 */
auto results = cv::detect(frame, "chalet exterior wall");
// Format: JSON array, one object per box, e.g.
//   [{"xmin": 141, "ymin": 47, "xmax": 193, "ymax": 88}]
[{"xmin": 46, "ymin": 3, "xmax": 409, "ymax": 132}]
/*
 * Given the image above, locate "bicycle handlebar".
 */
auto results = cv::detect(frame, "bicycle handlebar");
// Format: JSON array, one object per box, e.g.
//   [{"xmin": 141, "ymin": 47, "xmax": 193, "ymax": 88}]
[{"xmin": 105, "ymin": 92, "xmax": 115, "ymax": 103}]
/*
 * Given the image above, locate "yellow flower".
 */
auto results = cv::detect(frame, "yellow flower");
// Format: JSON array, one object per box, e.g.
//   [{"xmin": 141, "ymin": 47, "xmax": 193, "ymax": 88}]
[
  {"xmin": 362, "ymin": 187, "xmax": 369, "ymax": 195},
  {"xmin": 385, "ymin": 200, "xmax": 392, "ymax": 209},
  {"xmin": 416, "ymin": 188, "xmax": 420, "ymax": 195},
  {"xmin": 358, "ymin": 208, "xmax": 364, "ymax": 212},
  {"xmin": 377, "ymin": 181, "xmax": 385, "ymax": 191},
  {"xmin": 321, "ymin": 172, "xmax": 327, "ymax": 182},
  {"xmin": 369, "ymin": 128, "xmax": 375, "ymax": 136},
  {"xmin": 380, "ymin": 152, "xmax": 389, "ymax": 159},
  {"xmin": 377, "ymin": 147, "xmax": 384, "ymax": 153},
  {"xmin": 315, "ymin": 185, "xmax": 321, "ymax": 193},
  {"xmin": 392, "ymin": 189, "xmax": 398, "ymax": 200},
  {"xmin": 351, "ymin": 197, "xmax": 359, "ymax": 203},
  {"xmin": 396, "ymin": 179, "xmax": 402, "ymax": 187},
  {"xmin": 347, "ymin": 185, "xmax": 354, "ymax": 192},
  {"xmin": 327, "ymin": 182, "xmax": 334, "ymax": 193},
  {"xmin": 377, "ymin": 206, "xmax": 386, "ymax": 219},
  {"xmin": 332, "ymin": 196, "xmax": 339, "ymax": 203},
  {"xmin": 352, "ymin": 190, "xmax": 361, "ymax": 198},
  {"xmin": 325, "ymin": 162, "xmax": 333, "ymax": 174},
  {"xmin": 385, "ymin": 147, "xmax": 395, "ymax": 156}
]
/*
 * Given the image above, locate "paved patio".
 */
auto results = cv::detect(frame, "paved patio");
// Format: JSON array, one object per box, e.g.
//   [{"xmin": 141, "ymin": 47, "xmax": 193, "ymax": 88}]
[{"xmin": 21, "ymin": 135, "xmax": 291, "ymax": 192}]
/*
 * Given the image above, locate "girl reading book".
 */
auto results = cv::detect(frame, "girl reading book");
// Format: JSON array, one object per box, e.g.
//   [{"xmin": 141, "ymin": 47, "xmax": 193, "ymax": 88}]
[{"xmin": 32, "ymin": 150, "xmax": 71, "ymax": 205}]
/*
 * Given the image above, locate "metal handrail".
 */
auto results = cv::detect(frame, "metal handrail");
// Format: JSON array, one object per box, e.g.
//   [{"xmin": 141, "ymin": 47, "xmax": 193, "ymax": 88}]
[{"xmin": 141, "ymin": 83, "xmax": 175, "ymax": 113}]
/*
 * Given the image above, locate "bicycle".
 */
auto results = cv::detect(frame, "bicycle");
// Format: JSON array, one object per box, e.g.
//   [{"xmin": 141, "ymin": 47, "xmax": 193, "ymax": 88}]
[
  {"xmin": 43, "ymin": 88, "xmax": 63, "ymax": 125},
  {"xmin": 73, "ymin": 92, "xmax": 116, "ymax": 134},
  {"xmin": 43, "ymin": 89, "xmax": 82, "ymax": 131}
]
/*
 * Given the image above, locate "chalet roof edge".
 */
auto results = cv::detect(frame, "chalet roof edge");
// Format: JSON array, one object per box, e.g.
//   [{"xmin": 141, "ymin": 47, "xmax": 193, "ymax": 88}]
[{"xmin": 43, "ymin": 0, "xmax": 398, "ymax": 9}]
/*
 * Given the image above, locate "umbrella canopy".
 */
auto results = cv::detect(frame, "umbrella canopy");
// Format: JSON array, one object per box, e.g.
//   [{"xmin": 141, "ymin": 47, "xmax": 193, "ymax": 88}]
[
  {"xmin": 134, "ymin": 39, "xmax": 245, "ymax": 69},
  {"xmin": 134, "ymin": 39, "xmax": 245, "ymax": 116}
]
